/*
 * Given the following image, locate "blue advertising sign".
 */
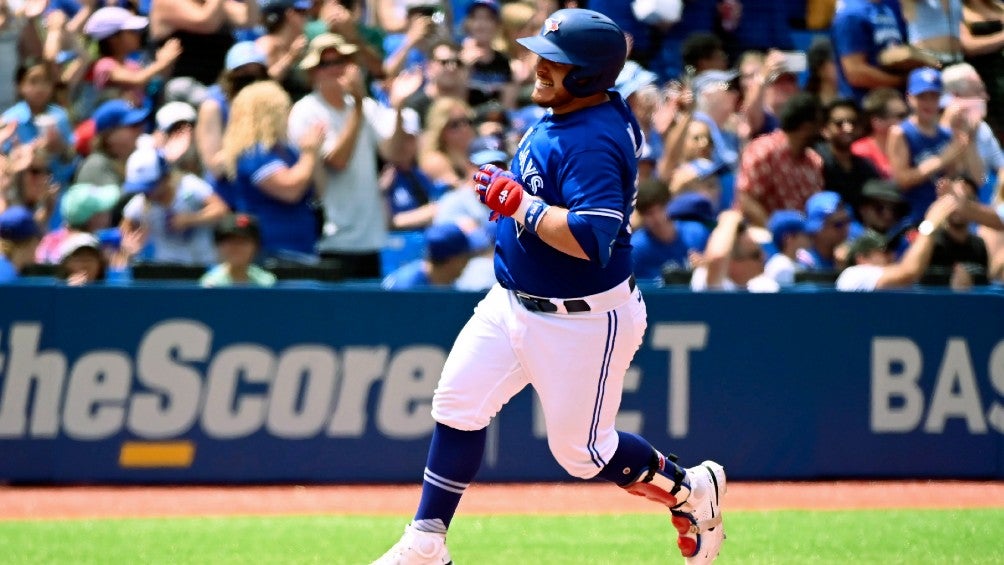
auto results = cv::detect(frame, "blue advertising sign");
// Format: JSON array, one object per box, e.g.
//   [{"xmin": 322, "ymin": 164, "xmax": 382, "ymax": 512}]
[{"xmin": 0, "ymin": 285, "xmax": 1001, "ymax": 483}]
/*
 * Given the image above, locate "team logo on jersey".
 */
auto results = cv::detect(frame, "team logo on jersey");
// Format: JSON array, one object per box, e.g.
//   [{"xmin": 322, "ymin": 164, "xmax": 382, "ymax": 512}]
[{"xmin": 543, "ymin": 18, "xmax": 560, "ymax": 34}]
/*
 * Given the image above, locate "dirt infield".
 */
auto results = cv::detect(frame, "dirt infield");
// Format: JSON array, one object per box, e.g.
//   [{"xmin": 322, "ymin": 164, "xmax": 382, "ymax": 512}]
[{"xmin": 0, "ymin": 481, "xmax": 1000, "ymax": 520}]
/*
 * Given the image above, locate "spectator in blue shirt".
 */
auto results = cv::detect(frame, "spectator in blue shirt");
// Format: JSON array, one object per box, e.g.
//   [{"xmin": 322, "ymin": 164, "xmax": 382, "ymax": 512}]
[
  {"xmin": 631, "ymin": 178, "xmax": 691, "ymax": 282},
  {"xmin": 0, "ymin": 206, "xmax": 42, "ymax": 283},
  {"xmin": 216, "ymin": 80, "xmax": 324, "ymax": 261},
  {"xmin": 382, "ymin": 221, "xmax": 488, "ymax": 289},
  {"xmin": 804, "ymin": 191, "xmax": 852, "ymax": 270}
]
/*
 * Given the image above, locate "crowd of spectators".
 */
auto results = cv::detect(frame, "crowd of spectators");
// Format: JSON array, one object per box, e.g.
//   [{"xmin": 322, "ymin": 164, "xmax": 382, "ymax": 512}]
[{"xmin": 1, "ymin": 0, "xmax": 1003, "ymax": 293}]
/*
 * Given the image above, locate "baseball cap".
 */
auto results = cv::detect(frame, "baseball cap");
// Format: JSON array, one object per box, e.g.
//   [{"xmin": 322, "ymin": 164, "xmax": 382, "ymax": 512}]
[
  {"xmin": 804, "ymin": 191, "xmax": 848, "ymax": 234},
  {"xmin": 93, "ymin": 99, "xmax": 150, "ymax": 133},
  {"xmin": 907, "ymin": 67, "xmax": 943, "ymax": 96},
  {"xmin": 614, "ymin": 60, "xmax": 658, "ymax": 99},
  {"xmin": 468, "ymin": 135, "xmax": 509, "ymax": 167},
  {"xmin": 767, "ymin": 210, "xmax": 807, "ymax": 247},
  {"xmin": 425, "ymin": 222, "xmax": 489, "ymax": 262},
  {"xmin": 155, "ymin": 101, "xmax": 197, "ymax": 132},
  {"xmin": 214, "ymin": 213, "xmax": 261, "ymax": 244},
  {"xmin": 299, "ymin": 33, "xmax": 359, "ymax": 70},
  {"xmin": 861, "ymin": 179, "xmax": 904, "ymax": 203},
  {"xmin": 123, "ymin": 140, "xmax": 170, "ymax": 194},
  {"xmin": 260, "ymin": 0, "xmax": 312, "ymax": 13},
  {"xmin": 0, "ymin": 206, "xmax": 41, "ymax": 241},
  {"xmin": 691, "ymin": 69, "xmax": 739, "ymax": 98},
  {"xmin": 61, "ymin": 184, "xmax": 121, "ymax": 228},
  {"xmin": 688, "ymin": 158, "xmax": 725, "ymax": 180},
  {"xmin": 631, "ymin": 0, "xmax": 683, "ymax": 25},
  {"xmin": 225, "ymin": 41, "xmax": 268, "ymax": 72},
  {"xmin": 58, "ymin": 232, "xmax": 101, "ymax": 263},
  {"xmin": 667, "ymin": 192, "xmax": 716, "ymax": 226},
  {"xmin": 84, "ymin": 7, "xmax": 148, "ymax": 40},
  {"xmin": 466, "ymin": 0, "xmax": 499, "ymax": 17},
  {"xmin": 846, "ymin": 229, "xmax": 889, "ymax": 265}
]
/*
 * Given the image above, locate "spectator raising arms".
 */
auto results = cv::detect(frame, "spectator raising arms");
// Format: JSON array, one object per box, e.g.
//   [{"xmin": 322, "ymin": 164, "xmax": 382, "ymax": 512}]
[
  {"xmin": 217, "ymin": 80, "xmax": 324, "ymax": 262},
  {"xmin": 149, "ymin": 0, "xmax": 259, "ymax": 88},
  {"xmin": 836, "ymin": 192, "xmax": 960, "ymax": 290},
  {"xmin": 120, "ymin": 138, "xmax": 229, "ymax": 265},
  {"xmin": 288, "ymin": 33, "xmax": 420, "ymax": 278},
  {"xmin": 887, "ymin": 67, "xmax": 983, "ymax": 224},
  {"xmin": 196, "ymin": 41, "xmax": 270, "ymax": 178},
  {"xmin": 83, "ymin": 7, "xmax": 182, "ymax": 108}
]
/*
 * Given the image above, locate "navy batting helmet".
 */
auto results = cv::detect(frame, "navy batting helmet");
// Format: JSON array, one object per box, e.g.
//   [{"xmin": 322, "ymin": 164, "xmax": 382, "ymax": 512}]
[{"xmin": 516, "ymin": 8, "xmax": 627, "ymax": 98}]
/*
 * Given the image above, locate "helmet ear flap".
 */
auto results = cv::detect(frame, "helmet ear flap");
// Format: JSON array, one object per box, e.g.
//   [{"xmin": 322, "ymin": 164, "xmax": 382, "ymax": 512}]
[{"xmin": 562, "ymin": 66, "xmax": 595, "ymax": 98}]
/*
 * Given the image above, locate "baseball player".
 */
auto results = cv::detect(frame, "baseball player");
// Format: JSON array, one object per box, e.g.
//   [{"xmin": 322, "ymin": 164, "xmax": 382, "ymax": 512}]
[{"xmin": 373, "ymin": 9, "xmax": 726, "ymax": 565}]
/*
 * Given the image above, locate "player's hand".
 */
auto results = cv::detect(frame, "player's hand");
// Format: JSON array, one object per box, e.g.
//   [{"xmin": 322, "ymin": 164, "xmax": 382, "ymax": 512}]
[{"xmin": 474, "ymin": 164, "xmax": 523, "ymax": 222}]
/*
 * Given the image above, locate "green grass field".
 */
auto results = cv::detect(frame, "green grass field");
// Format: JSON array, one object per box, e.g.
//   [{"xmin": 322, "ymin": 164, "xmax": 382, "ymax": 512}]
[{"xmin": 0, "ymin": 510, "xmax": 1000, "ymax": 564}]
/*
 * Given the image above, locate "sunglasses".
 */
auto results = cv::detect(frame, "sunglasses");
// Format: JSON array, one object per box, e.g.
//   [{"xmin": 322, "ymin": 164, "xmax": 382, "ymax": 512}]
[
  {"xmin": 435, "ymin": 57, "xmax": 462, "ymax": 67},
  {"xmin": 830, "ymin": 118, "xmax": 856, "ymax": 127},
  {"xmin": 827, "ymin": 219, "xmax": 850, "ymax": 229},
  {"xmin": 445, "ymin": 117, "xmax": 473, "ymax": 129},
  {"xmin": 317, "ymin": 57, "xmax": 350, "ymax": 68}
]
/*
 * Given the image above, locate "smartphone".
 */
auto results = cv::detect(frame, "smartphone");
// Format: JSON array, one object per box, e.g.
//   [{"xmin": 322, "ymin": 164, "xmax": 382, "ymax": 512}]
[{"xmin": 781, "ymin": 51, "xmax": 808, "ymax": 74}]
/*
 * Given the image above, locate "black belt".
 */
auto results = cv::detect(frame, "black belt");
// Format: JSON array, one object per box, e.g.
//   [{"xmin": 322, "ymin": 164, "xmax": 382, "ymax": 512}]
[{"xmin": 514, "ymin": 276, "xmax": 635, "ymax": 314}]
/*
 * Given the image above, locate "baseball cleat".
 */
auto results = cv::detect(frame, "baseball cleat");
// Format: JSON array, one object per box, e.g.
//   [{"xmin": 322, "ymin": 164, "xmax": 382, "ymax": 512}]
[
  {"xmin": 671, "ymin": 461, "xmax": 726, "ymax": 564},
  {"xmin": 371, "ymin": 524, "xmax": 453, "ymax": 565}
]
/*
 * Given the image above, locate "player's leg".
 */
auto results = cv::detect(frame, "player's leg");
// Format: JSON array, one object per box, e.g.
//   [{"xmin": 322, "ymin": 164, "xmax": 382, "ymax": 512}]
[
  {"xmin": 525, "ymin": 293, "xmax": 725, "ymax": 563},
  {"xmin": 595, "ymin": 433, "xmax": 727, "ymax": 563},
  {"xmin": 373, "ymin": 286, "xmax": 529, "ymax": 564}
]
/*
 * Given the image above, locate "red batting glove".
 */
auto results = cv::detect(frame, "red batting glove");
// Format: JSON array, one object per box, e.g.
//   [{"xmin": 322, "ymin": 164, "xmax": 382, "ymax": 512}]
[{"xmin": 474, "ymin": 165, "xmax": 523, "ymax": 221}]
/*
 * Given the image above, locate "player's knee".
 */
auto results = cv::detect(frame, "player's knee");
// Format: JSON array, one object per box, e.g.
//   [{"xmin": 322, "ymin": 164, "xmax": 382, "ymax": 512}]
[
  {"xmin": 431, "ymin": 394, "xmax": 490, "ymax": 431},
  {"xmin": 547, "ymin": 438, "xmax": 615, "ymax": 480}
]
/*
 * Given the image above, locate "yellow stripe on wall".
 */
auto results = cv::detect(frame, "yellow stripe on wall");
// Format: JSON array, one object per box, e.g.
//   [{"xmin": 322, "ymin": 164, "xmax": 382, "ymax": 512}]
[{"xmin": 119, "ymin": 441, "xmax": 196, "ymax": 468}]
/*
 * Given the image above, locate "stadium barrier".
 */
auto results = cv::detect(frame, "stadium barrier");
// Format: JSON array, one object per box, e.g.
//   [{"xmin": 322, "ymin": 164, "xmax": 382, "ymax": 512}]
[{"xmin": 0, "ymin": 283, "xmax": 1002, "ymax": 483}]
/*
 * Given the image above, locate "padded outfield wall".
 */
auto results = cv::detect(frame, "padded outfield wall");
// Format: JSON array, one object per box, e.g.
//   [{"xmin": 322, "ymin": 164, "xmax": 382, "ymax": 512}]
[{"xmin": 0, "ymin": 283, "xmax": 1002, "ymax": 483}]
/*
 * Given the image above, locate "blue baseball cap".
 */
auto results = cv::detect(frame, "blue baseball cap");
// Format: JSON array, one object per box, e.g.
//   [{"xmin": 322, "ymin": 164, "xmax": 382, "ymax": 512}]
[
  {"xmin": 0, "ymin": 206, "xmax": 41, "ymax": 241},
  {"xmin": 767, "ymin": 210, "xmax": 807, "ymax": 247},
  {"xmin": 425, "ymin": 223, "xmax": 489, "ymax": 262},
  {"xmin": 907, "ymin": 67, "xmax": 943, "ymax": 96},
  {"xmin": 225, "ymin": 41, "xmax": 267, "ymax": 71},
  {"xmin": 467, "ymin": 0, "xmax": 499, "ymax": 17},
  {"xmin": 93, "ymin": 99, "xmax": 149, "ymax": 133},
  {"xmin": 667, "ymin": 192, "xmax": 716, "ymax": 225},
  {"xmin": 692, "ymin": 69, "xmax": 739, "ymax": 98},
  {"xmin": 468, "ymin": 135, "xmax": 509, "ymax": 167},
  {"xmin": 260, "ymin": 0, "xmax": 312, "ymax": 13},
  {"xmin": 804, "ymin": 191, "xmax": 849, "ymax": 234}
]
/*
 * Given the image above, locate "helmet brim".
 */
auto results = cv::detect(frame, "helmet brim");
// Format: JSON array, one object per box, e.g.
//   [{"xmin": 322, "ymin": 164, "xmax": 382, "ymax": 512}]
[{"xmin": 516, "ymin": 35, "xmax": 576, "ymax": 66}]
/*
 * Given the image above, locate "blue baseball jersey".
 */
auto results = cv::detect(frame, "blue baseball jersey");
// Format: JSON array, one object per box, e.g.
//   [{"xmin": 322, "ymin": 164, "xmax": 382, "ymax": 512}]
[
  {"xmin": 900, "ymin": 120, "xmax": 952, "ymax": 224},
  {"xmin": 495, "ymin": 92, "xmax": 643, "ymax": 298},
  {"xmin": 831, "ymin": 0, "xmax": 909, "ymax": 102}
]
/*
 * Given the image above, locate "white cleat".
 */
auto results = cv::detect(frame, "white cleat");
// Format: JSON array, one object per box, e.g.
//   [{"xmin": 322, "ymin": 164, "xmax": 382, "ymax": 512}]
[
  {"xmin": 371, "ymin": 524, "xmax": 453, "ymax": 565},
  {"xmin": 671, "ymin": 461, "xmax": 726, "ymax": 564}
]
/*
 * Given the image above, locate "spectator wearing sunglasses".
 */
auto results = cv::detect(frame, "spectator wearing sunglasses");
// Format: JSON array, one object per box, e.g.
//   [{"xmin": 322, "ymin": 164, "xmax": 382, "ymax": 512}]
[
  {"xmin": 288, "ymin": 33, "xmax": 420, "ymax": 278},
  {"xmin": 851, "ymin": 87, "xmax": 910, "ymax": 179},
  {"xmin": 402, "ymin": 40, "xmax": 469, "ymax": 129},
  {"xmin": 803, "ymin": 191, "xmax": 852, "ymax": 271},
  {"xmin": 691, "ymin": 208, "xmax": 779, "ymax": 292},
  {"xmin": 458, "ymin": 0, "xmax": 515, "ymax": 109},
  {"xmin": 256, "ymin": 0, "xmax": 313, "ymax": 101},
  {"xmin": 815, "ymin": 98, "xmax": 880, "ymax": 212}
]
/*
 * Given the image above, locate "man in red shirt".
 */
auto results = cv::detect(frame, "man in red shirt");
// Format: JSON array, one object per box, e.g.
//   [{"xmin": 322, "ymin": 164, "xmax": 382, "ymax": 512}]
[{"xmin": 736, "ymin": 93, "xmax": 825, "ymax": 225}]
